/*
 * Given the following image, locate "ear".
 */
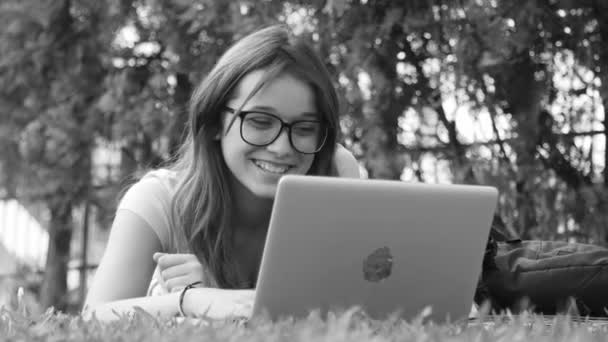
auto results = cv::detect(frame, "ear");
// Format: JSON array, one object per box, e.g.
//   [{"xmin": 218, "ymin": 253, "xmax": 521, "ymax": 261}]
[
  {"xmin": 212, "ymin": 125, "xmax": 223, "ymax": 140},
  {"xmin": 214, "ymin": 113, "xmax": 227, "ymax": 140}
]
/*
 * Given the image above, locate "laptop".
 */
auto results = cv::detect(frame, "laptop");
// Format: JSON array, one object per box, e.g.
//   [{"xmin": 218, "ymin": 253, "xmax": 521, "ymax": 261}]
[{"xmin": 251, "ymin": 175, "xmax": 498, "ymax": 323}]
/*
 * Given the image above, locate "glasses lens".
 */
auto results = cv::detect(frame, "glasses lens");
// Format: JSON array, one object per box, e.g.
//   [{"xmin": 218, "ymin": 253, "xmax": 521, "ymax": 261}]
[
  {"xmin": 240, "ymin": 112, "xmax": 328, "ymax": 154},
  {"xmin": 240, "ymin": 112, "xmax": 281, "ymax": 145},
  {"xmin": 291, "ymin": 122, "xmax": 327, "ymax": 153}
]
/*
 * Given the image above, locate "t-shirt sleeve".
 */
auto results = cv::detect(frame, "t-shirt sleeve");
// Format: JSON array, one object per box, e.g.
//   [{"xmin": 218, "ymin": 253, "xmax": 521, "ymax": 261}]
[
  {"xmin": 116, "ymin": 175, "xmax": 173, "ymax": 252},
  {"xmin": 334, "ymin": 143, "xmax": 361, "ymax": 178}
]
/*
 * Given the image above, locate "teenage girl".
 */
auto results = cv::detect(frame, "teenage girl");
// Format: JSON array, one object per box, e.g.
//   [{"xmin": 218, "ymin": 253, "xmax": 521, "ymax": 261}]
[{"xmin": 83, "ymin": 24, "xmax": 361, "ymax": 321}]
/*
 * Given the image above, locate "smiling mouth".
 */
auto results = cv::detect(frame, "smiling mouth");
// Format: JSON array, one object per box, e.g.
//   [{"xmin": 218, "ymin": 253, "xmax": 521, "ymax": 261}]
[{"xmin": 252, "ymin": 159, "xmax": 292, "ymax": 174}]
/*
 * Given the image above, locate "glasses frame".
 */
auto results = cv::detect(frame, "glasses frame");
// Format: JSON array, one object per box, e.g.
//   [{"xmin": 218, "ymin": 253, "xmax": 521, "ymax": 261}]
[{"xmin": 224, "ymin": 106, "xmax": 328, "ymax": 154}]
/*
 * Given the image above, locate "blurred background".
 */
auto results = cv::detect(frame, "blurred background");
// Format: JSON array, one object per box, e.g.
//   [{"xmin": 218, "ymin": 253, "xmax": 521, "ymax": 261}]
[{"xmin": 0, "ymin": 0, "xmax": 607, "ymax": 314}]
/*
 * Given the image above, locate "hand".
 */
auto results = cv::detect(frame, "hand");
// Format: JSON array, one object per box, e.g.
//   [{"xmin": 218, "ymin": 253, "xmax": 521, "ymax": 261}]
[
  {"xmin": 184, "ymin": 287, "xmax": 256, "ymax": 320},
  {"xmin": 153, "ymin": 253, "xmax": 205, "ymax": 293}
]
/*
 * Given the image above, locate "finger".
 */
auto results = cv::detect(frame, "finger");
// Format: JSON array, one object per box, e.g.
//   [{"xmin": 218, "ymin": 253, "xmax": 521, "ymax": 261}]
[
  {"xmin": 160, "ymin": 262, "xmax": 199, "ymax": 280},
  {"xmin": 152, "ymin": 252, "xmax": 165, "ymax": 262},
  {"xmin": 156, "ymin": 253, "xmax": 197, "ymax": 269}
]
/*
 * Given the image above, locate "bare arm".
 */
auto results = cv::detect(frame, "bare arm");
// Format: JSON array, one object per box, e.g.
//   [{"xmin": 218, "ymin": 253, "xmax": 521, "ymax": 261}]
[
  {"xmin": 83, "ymin": 209, "xmax": 177, "ymax": 320},
  {"xmin": 83, "ymin": 210, "xmax": 254, "ymax": 321}
]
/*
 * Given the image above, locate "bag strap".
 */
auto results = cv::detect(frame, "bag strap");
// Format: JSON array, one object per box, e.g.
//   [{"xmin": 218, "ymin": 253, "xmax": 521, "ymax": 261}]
[{"xmin": 475, "ymin": 213, "xmax": 519, "ymax": 305}]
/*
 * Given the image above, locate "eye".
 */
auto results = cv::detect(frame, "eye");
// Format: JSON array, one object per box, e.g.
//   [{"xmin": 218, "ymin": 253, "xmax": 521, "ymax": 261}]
[
  {"xmin": 293, "ymin": 122, "xmax": 321, "ymax": 135},
  {"xmin": 244, "ymin": 113, "xmax": 276, "ymax": 128}
]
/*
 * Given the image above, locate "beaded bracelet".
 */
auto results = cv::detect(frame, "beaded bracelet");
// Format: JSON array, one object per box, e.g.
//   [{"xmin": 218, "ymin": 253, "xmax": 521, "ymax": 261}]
[{"xmin": 178, "ymin": 281, "xmax": 202, "ymax": 317}]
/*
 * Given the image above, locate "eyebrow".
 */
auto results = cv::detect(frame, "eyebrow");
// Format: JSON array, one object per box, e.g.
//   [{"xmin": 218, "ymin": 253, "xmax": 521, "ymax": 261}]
[{"xmin": 244, "ymin": 105, "xmax": 320, "ymax": 119}]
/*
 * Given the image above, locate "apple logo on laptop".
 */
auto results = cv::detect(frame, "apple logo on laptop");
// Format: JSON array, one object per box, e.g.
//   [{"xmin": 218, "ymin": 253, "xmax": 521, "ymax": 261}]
[{"xmin": 363, "ymin": 246, "xmax": 393, "ymax": 282}]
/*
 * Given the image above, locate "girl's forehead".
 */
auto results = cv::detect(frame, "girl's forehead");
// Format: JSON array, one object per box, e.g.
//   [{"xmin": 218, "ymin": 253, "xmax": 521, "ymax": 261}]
[{"xmin": 229, "ymin": 69, "xmax": 317, "ymax": 116}]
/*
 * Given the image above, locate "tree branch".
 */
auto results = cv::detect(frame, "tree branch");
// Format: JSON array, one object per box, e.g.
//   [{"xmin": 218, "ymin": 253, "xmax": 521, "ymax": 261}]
[{"xmin": 399, "ymin": 129, "xmax": 606, "ymax": 153}]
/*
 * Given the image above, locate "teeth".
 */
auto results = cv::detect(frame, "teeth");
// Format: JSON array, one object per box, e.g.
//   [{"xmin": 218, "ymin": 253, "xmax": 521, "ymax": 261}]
[{"xmin": 253, "ymin": 160, "xmax": 290, "ymax": 174}]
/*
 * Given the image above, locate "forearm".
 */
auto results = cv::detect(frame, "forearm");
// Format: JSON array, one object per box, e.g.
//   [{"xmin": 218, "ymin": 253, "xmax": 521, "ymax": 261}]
[
  {"xmin": 82, "ymin": 292, "xmax": 181, "ymax": 321},
  {"xmin": 83, "ymin": 287, "xmax": 252, "ymax": 322}
]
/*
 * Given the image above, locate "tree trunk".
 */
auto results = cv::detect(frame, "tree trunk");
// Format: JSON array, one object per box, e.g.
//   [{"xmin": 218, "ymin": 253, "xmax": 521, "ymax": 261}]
[
  {"xmin": 1, "ymin": 141, "xmax": 19, "ymax": 199},
  {"xmin": 79, "ymin": 200, "xmax": 89, "ymax": 307},
  {"xmin": 494, "ymin": 54, "xmax": 546, "ymax": 239},
  {"xmin": 40, "ymin": 198, "xmax": 73, "ymax": 312},
  {"xmin": 361, "ymin": 24, "xmax": 410, "ymax": 180}
]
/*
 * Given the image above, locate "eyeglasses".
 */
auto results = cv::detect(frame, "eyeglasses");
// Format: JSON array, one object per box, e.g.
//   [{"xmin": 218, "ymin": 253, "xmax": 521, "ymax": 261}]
[{"xmin": 224, "ymin": 107, "xmax": 328, "ymax": 154}]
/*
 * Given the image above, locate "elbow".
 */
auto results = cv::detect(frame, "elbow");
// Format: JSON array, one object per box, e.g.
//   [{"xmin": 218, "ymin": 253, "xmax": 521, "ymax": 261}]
[
  {"xmin": 80, "ymin": 302, "xmax": 96, "ymax": 321},
  {"xmin": 80, "ymin": 300, "xmax": 120, "ymax": 322}
]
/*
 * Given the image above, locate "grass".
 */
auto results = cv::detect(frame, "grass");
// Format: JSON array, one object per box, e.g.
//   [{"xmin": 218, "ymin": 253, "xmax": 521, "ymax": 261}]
[{"xmin": 4, "ymin": 300, "xmax": 608, "ymax": 342}]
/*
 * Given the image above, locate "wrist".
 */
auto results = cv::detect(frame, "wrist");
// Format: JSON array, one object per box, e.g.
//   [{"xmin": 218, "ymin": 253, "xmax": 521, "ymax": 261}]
[{"xmin": 178, "ymin": 281, "xmax": 203, "ymax": 317}]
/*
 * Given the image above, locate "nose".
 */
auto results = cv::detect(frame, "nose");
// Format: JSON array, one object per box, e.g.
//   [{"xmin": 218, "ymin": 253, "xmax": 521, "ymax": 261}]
[{"xmin": 266, "ymin": 127, "xmax": 294, "ymax": 156}]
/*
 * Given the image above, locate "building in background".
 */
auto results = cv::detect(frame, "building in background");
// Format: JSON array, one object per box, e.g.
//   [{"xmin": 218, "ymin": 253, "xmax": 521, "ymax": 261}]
[
  {"xmin": 0, "ymin": 242, "xmax": 18, "ymax": 279},
  {"xmin": 0, "ymin": 200, "xmax": 47, "ymax": 271},
  {"xmin": 0, "ymin": 200, "xmax": 47, "ymax": 308}
]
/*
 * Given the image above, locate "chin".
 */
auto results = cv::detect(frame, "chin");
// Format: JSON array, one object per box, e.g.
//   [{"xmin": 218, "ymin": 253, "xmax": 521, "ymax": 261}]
[{"xmin": 249, "ymin": 184, "xmax": 278, "ymax": 199}]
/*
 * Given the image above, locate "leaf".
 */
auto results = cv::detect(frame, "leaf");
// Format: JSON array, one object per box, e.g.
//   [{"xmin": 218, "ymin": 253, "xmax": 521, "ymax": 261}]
[
  {"xmin": 96, "ymin": 91, "xmax": 118, "ymax": 113},
  {"xmin": 323, "ymin": 0, "xmax": 349, "ymax": 18},
  {"xmin": 19, "ymin": 120, "xmax": 46, "ymax": 162},
  {"xmin": 381, "ymin": 8, "xmax": 403, "ymax": 33},
  {"xmin": 5, "ymin": 19, "xmax": 25, "ymax": 35}
]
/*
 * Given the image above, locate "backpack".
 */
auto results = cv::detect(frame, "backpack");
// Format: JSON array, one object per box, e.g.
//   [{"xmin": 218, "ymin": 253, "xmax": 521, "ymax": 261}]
[{"xmin": 475, "ymin": 215, "xmax": 608, "ymax": 317}]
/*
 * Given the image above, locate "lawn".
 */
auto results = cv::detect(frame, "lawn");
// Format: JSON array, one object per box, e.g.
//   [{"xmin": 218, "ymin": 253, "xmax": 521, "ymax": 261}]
[{"xmin": 3, "ymin": 302, "xmax": 608, "ymax": 342}]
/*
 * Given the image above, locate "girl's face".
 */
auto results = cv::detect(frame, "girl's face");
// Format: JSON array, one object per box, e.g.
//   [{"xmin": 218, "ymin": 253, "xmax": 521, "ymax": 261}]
[{"xmin": 220, "ymin": 69, "xmax": 319, "ymax": 198}]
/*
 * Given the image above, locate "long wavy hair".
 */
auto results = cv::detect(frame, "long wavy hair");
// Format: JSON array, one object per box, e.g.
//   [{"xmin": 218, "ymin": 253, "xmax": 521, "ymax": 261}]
[{"xmin": 168, "ymin": 25, "xmax": 340, "ymax": 288}]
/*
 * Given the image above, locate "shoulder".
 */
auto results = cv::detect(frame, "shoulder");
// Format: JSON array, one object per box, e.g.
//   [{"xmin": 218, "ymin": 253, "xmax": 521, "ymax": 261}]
[
  {"xmin": 139, "ymin": 168, "xmax": 179, "ymax": 192},
  {"xmin": 122, "ymin": 169, "xmax": 178, "ymax": 200},
  {"xmin": 117, "ymin": 168, "xmax": 179, "ymax": 251},
  {"xmin": 333, "ymin": 144, "xmax": 361, "ymax": 178}
]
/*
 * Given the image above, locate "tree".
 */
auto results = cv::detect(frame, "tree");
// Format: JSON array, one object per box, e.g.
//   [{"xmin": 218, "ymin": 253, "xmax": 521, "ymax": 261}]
[
  {"xmin": 0, "ymin": 0, "xmax": 118, "ymax": 310},
  {"xmin": 318, "ymin": 0, "xmax": 608, "ymax": 241}
]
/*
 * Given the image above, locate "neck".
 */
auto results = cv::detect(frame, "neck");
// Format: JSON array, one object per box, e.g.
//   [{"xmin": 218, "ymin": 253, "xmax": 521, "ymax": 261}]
[{"xmin": 229, "ymin": 176, "xmax": 274, "ymax": 229}]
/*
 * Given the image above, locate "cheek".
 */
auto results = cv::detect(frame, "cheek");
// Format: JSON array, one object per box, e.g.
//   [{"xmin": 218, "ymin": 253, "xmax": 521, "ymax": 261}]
[{"xmin": 220, "ymin": 133, "xmax": 246, "ymax": 169}]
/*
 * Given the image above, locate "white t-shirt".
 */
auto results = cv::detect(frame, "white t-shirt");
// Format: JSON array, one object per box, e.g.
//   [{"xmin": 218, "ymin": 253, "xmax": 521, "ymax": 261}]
[
  {"xmin": 117, "ymin": 168, "xmax": 186, "ymax": 295},
  {"xmin": 117, "ymin": 168, "xmax": 183, "ymax": 253}
]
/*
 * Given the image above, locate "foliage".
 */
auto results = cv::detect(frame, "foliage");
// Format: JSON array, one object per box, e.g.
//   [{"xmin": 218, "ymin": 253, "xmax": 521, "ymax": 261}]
[{"xmin": 322, "ymin": 0, "xmax": 608, "ymax": 242}]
